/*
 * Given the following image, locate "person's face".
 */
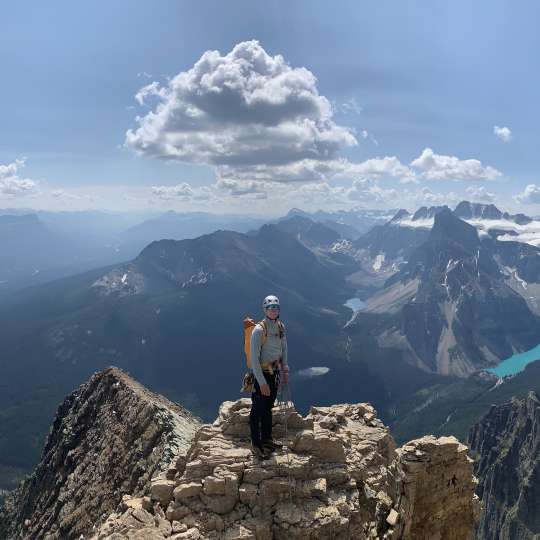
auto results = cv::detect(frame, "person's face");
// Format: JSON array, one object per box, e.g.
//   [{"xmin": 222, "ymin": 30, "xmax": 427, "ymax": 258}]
[{"xmin": 265, "ymin": 305, "xmax": 279, "ymax": 319}]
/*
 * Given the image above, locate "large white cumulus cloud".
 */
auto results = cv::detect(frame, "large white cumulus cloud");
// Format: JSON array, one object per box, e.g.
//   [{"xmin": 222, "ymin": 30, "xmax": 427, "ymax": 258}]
[
  {"xmin": 125, "ymin": 41, "xmax": 507, "ymax": 208},
  {"xmin": 125, "ymin": 40, "xmax": 357, "ymax": 183}
]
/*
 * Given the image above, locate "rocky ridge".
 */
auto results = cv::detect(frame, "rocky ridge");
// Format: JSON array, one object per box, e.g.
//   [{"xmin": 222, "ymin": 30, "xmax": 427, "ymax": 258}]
[
  {"xmin": 93, "ymin": 398, "xmax": 480, "ymax": 539},
  {"xmin": 469, "ymin": 391, "xmax": 540, "ymax": 540},
  {"xmin": 0, "ymin": 367, "xmax": 201, "ymax": 540}
]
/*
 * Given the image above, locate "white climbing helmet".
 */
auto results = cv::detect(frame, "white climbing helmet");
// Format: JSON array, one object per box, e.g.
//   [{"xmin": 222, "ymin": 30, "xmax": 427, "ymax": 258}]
[{"xmin": 262, "ymin": 294, "xmax": 280, "ymax": 311}]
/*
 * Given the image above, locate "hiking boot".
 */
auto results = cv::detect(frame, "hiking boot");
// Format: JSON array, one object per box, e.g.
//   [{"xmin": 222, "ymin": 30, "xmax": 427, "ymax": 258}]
[
  {"xmin": 251, "ymin": 443, "xmax": 269, "ymax": 460},
  {"xmin": 262, "ymin": 439, "xmax": 283, "ymax": 452}
]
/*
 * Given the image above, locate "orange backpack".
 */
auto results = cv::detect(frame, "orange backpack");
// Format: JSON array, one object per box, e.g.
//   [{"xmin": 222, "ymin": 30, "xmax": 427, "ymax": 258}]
[{"xmin": 243, "ymin": 317, "xmax": 284, "ymax": 368}]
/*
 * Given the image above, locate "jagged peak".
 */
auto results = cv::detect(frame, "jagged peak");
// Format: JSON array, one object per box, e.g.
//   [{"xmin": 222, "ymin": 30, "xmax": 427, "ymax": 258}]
[
  {"xmin": 389, "ymin": 208, "xmax": 411, "ymax": 222},
  {"xmin": 412, "ymin": 204, "xmax": 448, "ymax": 221},
  {"xmin": 454, "ymin": 200, "xmax": 503, "ymax": 220},
  {"xmin": 430, "ymin": 207, "xmax": 480, "ymax": 249}
]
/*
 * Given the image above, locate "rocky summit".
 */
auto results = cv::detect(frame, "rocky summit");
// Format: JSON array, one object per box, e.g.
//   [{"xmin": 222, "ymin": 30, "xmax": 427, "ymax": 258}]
[{"xmin": 92, "ymin": 398, "xmax": 479, "ymax": 539}]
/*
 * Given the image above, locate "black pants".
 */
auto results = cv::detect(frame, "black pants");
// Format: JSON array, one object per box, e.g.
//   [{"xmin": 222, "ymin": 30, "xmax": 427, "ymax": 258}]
[{"xmin": 249, "ymin": 370, "xmax": 279, "ymax": 448}]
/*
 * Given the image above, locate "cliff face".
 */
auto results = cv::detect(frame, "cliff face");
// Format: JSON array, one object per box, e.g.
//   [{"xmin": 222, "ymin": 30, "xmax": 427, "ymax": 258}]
[
  {"xmin": 93, "ymin": 400, "xmax": 479, "ymax": 540},
  {"xmin": 468, "ymin": 391, "xmax": 540, "ymax": 540},
  {"xmin": 0, "ymin": 367, "xmax": 201, "ymax": 540}
]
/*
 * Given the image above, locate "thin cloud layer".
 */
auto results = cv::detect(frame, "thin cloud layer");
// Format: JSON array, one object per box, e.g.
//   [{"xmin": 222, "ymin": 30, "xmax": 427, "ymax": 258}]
[
  {"xmin": 214, "ymin": 178, "xmax": 268, "ymax": 198},
  {"xmin": 216, "ymin": 155, "xmax": 414, "ymax": 184},
  {"xmin": 466, "ymin": 185, "xmax": 496, "ymax": 203},
  {"xmin": 126, "ymin": 40, "xmax": 357, "ymax": 183},
  {"xmin": 151, "ymin": 183, "xmax": 214, "ymax": 201},
  {"xmin": 346, "ymin": 177, "xmax": 398, "ymax": 203},
  {"xmin": 413, "ymin": 187, "xmax": 459, "ymax": 206}
]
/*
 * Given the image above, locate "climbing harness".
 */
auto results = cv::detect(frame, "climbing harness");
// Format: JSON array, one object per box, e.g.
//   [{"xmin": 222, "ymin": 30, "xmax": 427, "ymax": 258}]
[{"xmin": 276, "ymin": 378, "xmax": 295, "ymax": 503}]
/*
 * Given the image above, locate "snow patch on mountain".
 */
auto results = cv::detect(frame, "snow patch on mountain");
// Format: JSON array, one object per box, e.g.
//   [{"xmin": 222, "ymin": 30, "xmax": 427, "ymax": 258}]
[
  {"xmin": 462, "ymin": 217, "xmax": 540, "ymax": 247},
  {"xmin": 329, "ymin": 238, "xmax": 354, "ymax": 254},
  {"xmin": 442, "ymin": 259, "xmax": 460, "ymax": 299},
  {"xmin": 390, "ymin": 210, "xmax": 540, "ymax": 248},
  {"xmin": 92, "ymin": 267, "xmax": 145, "ymax": 296},
  {"xmin": 498, "ymin": 263, "xmax": 540, "ymax": 315},
  {"xmin": 181, "ymin": 269, "xmax": 212, "ymax": 288},
  {"xmin": 391, "ymin": 217, "xmax": 434, "ymax": 230},
  {"xmin": 373, "ymin": 253, "xmax": 385, "ymax": 271}
]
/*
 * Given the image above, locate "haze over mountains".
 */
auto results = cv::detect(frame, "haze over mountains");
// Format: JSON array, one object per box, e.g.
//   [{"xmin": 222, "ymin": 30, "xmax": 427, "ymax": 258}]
[
  {"xmin": 0, "ymin": 215, "xmax": 360, "ymax": 492},
  {"xmin": 0, "ymin": 207, "xmax": 387, "ymax": 295},
  {"xmin": 1, "ymin": 200, "xmax": 540, "ymax": 514}
]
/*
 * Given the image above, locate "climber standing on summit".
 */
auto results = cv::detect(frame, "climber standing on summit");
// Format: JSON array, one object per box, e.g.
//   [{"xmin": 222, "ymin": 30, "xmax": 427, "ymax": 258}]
[{"xmin": 249, "ymin": 295, "xmax": 289, "ymax": 459}]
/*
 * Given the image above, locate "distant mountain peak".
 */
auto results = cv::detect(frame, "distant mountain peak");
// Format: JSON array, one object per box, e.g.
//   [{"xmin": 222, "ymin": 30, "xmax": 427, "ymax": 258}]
[
  {"xmin": 284, "ymin": 207, "xmax": 309, "ymax": 218},
  {"xmin": 412, "ymin": 205, "xmax": 448, "ymax": 221},
  {"xmin": 389, "ymin": 208, "xmax": 411, "ymax": 222},
  {"xmin": 430, "ymin": 206, "xmax": 480, "ymax": 250},
  {"xmin": 278, "ymin": 214, "xmax": 314, "ymax": 226},
  {"xmin": 454, "ymin": 200, "xmax": 503, "ymax": 220},
  {"xmin": 454, "ymin": 200, "xmax": 533, "ymax": 226}
]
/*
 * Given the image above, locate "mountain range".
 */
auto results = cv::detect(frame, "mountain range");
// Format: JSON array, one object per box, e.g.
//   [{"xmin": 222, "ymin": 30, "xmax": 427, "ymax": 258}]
[
  {"xmin": 2, "ymin": 200, "xmax": 540, "ymax": 507},
  {"xmin": 347, "ymin": 208, "xmax": 540, "ymax": 376},
  {"xmin": 0, "ymin": 207, "xmax": 385, "ymax": 296}
]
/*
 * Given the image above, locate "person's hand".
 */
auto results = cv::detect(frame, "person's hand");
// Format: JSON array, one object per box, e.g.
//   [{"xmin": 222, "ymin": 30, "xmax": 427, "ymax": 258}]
[
  {"xmin": 281, "ymin": 371, "xmax": 289, "ymax": 384},
  {"xmin": 260, "ymin": 384, "xmax": 271, "ymax": 396}
]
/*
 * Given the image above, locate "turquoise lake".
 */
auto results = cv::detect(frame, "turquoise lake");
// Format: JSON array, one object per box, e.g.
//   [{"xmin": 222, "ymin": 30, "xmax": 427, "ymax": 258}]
[{"xmin": 486, "ymin": 344, "xmax": 540, "ymax": 377}]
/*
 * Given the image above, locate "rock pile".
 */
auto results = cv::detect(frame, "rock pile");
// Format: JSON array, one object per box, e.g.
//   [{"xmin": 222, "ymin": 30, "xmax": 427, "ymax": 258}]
[{"xmin": 93, "ymin": 399, "xmax": 479, "ymax": 540}]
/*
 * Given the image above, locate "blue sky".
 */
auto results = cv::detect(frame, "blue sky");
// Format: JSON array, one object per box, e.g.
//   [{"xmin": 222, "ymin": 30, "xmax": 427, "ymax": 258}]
[{"xmin": 1, "ymin": 1, "xmax": 538, "ymax": 215}]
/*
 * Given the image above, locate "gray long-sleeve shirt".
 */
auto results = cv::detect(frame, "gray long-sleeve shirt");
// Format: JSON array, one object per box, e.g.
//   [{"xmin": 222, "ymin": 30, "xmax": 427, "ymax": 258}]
[{"xmin": 250, "ymin": 317, "xmax": 288, "ymax": 387}]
